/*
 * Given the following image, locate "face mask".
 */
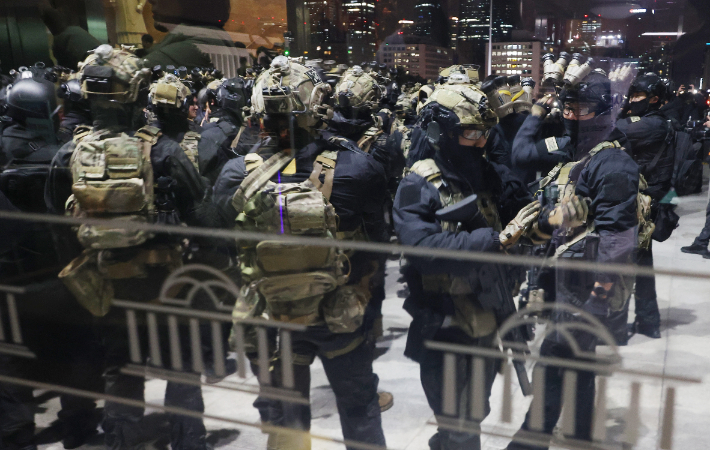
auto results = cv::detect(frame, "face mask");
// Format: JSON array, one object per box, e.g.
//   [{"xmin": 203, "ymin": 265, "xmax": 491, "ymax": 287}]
[
  {"xmin": 563, "ymin": 118, "xmax": 578, "ymax": 141},
  {"xmin": 626, "ymin": 98, "xmax": 650, "ymax": 116},
  {"xmin": 576, "ymin": 114, "xmax": 613, "ymax": 157}
]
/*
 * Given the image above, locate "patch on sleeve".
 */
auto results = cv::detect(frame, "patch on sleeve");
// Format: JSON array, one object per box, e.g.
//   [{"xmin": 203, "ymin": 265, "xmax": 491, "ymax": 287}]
[
  {"xmin": 544, "ymin": 137, "xmax": 559, "ymax": 153},
  {"xmin": 398, "ymin": 182, "xmax": 422, "ymax": 208},
  {"xmin": 629, "ymin": 116, "xmax": 641, "ymax": 123},
  {"xmin": 601, "ymin": 172, "xmax": 635, "ymax": 202}
]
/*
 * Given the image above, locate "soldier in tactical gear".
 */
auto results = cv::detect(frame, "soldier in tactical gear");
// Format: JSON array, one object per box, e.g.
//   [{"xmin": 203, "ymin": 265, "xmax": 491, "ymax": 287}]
[
  {"xmin": 615, "ymin": 73, "xmax": 674, "ymax": 339},
  {"xmin": 506, "ymin": 72, "xmax": 640, "ymax": 450},
  {"xmin": 212, "ymin": 56, "xmax": 387, "ymax": 450},
  {"xmin": 393, "ymin": 82, "xmax": 537, "ymax": 450},
  {"xmin": 46, "ymin": 45, "xmax": 209, "ymax": 450},
  {"xmin": 199, "ymin": 77, "xmax": 259, "ymax": 176}
]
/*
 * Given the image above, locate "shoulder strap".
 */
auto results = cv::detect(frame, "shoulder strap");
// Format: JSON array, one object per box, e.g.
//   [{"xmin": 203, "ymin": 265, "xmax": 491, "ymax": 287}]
[
  {"xmin": 538, "ymin": 162, "xmax": 564, "ymax": 190},
  {"xmin": 553, "ymin": 223, "xmax": 596, "ymax": 259},
  {"xmin": 180, "ymin": 131, "xmax": 201, "ymax": 170},
  {"xmin": 308, "ymin": 150, "xmax": 338, "ymax": 201},
  {"xmin": 231, "ymin": 151, "xmax": 294, "ymax": 213},
  {"xmin": 231, "ymin": 125, "xmax": 246, "ymax": 149},
  {"xmin": 135, "ymin": 125, "xmax": 162, "ymax": 145},
  {"xmin": 357, "ymin": 126, "xmax": 383, "ymax": 153},
  {"xmin": 408, "ymin": 158, "xmax": 442, "ymax": 183},
  {"xmin": 588, "ymin": 140, "xmax": 620, "ymax": 158},
  {"xmin": 647, "ymin": 120, "xmax": 674, "ymax": 169},
  {"xmin": 72, "ymin": 125, "xmax": 93, "ymax": 143}
]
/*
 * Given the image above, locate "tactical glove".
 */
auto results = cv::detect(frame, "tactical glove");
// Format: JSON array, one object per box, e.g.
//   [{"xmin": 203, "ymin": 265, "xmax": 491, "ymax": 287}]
[
  {"xmin": 582, "ymin": 292, "xmax": 609, "ymax": 320},
  {"xmin": 546, "ymin": 195, "xmax": 589, "ymax": 229},
  {"xmin": 500, "ymin": 201, "xmax": 540, "ymax": 249},
  {"xmin": 531, "ymin": 94, "xmax": 555, "ymax": 118}
]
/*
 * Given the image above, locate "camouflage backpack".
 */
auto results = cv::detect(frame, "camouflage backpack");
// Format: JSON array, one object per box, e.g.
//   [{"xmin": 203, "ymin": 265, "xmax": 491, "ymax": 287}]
[
  {"xmin": 231, "ymin": 151, "xmax": 368, "ymax": 333},
  {"xmin": 68, "ymin": 126, "xmax": 160, "ymax": 249}
]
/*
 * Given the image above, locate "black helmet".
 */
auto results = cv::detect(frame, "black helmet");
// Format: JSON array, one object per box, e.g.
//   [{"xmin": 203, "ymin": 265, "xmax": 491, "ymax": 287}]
[
  {"xmin": 628, "ymin": 73, "xmax": 667, "ymax": 103},
  {"xmin": 559, "ymin": 71, "xmax": 611, "ymax": 115},
  {"xmin": 5, "ymin": 76, "xmax": 57, "ymax": 123},
  {"xmin": 58, "ymin": 79, "xmax": 83, "ymax": 103},
  {"xmin": 216, "ymin": 77, "xmax": 247, "ymax": 113}
]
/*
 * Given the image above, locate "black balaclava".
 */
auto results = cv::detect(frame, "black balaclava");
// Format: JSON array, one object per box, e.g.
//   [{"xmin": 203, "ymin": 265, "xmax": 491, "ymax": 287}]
[
  {"xmin": 425, "ymin": 106, "xmax": 488, "ymax": 192},
  {"xmin": 624, "ymin": 98, "xmax": 651, "ymax": 117},
  {"xmin": 564, "ymin": 111, "xmax": 614, "ymax": 159}
]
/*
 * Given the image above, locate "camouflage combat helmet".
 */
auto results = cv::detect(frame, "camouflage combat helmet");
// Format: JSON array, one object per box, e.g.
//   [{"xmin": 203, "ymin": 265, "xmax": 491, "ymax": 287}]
[
  {"xmin": 250, "ymin": 55, "xmax": 332, "ymax": 129},
  {"xmin": 148, "ymin": 73, "xmax": 191, "ymax": 109},
  {"xmin": 333, "ymin": 65, "xmax": 383, "ymax": 112},
  {"xmin": 77, "ymin": 44, "xmax": 150, "ymax": 103},
  {"xmin": 421, "ymin": 84, "xmax": 498, "ymax": 131},
  {"xmin": 438, "ymin": 64, "xmax": 480, "ymax": 84}
]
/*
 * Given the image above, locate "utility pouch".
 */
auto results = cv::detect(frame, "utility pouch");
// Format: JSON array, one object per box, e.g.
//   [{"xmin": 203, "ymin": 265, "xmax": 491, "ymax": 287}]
[
  {"xmin": 77, "ymin": 215, "xmax": 154, "ymax": 249},
  {"xmin": 259, "ymin": 272, "xmax": 339, "ymax": 322},
  {"xmin": 450, "ymin": 295, "xmax": 497, "ymax": 339},
  {"xmin": 256, "ymin": 241, "xmax": 336, "ymax": 273},
  {"xmin": 58, "ymin": 251, "xmax": 113, "ymax": 317},
  {"xmin": 322, "ymin": 285, "xmax": 369, "ymax": 333}
]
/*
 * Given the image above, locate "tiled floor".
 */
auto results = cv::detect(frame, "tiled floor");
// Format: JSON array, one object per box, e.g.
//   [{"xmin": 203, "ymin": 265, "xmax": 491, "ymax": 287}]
[{"xmin": 34, "ymin": 182, "xmax": 710, "ymax": 450}]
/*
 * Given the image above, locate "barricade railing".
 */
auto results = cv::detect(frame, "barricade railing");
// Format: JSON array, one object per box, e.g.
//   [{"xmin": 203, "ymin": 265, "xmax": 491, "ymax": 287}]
[
  {"xmin": 0, "ymin": 284, "xmax": 33, "ymax": 359},
  {"xmin": 0, "ymin": 210, "xmax": 709, "ymax": 281},
  {"xmin": 426, "ymin": 303, "xmax": 702, "ymax": 450},
  {"xmin": 0, "ymin": 211, "xmax": 708, "ymax": 449}
]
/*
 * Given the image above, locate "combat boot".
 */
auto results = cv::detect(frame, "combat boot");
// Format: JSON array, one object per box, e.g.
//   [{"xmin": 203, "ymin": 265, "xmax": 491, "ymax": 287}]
[{"xmin": 681, "ymin": 243, "xmax": 710, "ymax": 257}]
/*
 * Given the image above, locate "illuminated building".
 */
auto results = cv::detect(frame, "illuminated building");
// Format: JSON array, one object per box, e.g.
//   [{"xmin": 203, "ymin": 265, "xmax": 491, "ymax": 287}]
[
  {"xmin": 487, "ymin": 40, "xmax": 542, "ymax": 95},
  {"xmin": 344, "ymin": 0, "xmax": 377, "ymax": 64},
  {"xmin": 456, "ymin": 0, "xmax": 515, "ymax": 44},
  {"xmin": 377, "ymin": 32, "xmax": 453, "ymax": 80},
  {"xmin": 414, "ymin": 0, "xmax": 448, "ymax": 47}
]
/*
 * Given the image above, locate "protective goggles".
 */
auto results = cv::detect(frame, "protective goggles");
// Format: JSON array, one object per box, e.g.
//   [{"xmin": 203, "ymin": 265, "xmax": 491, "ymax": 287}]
[
  {"xmin": 459, "ymin": 128, "xmax": 489, "ymax": 141},
  {"xmin": 562, "ymin": 104, "xmax": 593, "ymax": 117}
]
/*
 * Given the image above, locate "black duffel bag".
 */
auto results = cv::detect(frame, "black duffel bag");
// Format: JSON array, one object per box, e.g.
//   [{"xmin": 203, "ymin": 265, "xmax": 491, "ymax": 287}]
[{"xmin": 652, "ymin": 203, "xmax": 679, "ymax": 242}]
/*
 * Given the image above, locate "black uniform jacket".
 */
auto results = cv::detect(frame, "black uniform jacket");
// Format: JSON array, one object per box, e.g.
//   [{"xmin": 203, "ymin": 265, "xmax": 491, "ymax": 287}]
[
  {"xmin": 512, "ymin": 114, "xmax": 573, "ymax": 183},
  {"xmin": 615, "ymin": 110, "xmax": 673, "ymax": 201}
]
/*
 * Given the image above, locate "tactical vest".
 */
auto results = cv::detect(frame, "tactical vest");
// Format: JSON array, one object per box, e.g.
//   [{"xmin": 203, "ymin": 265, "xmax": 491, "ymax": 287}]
[
  {"xmin": 406, "ymin": 158, "xmax": 499, "ymax": 338},
  {"xmin": 537, "ymin": 140, "xmax": 645, "ymax": 312},
  {"xmin": 67, "ymin": 126, "xmax": 160, "ymax": 250},
  {"xmin": 231, "ymin": 150, "xmax": 369, "ymax": 334},
  {"xmin": 59, "ymin": 126, "xmax": 182, "ymax": 317},
  {"xmin": 538, "ymin": 140, "xmax": 654, "ymax": 253}
]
